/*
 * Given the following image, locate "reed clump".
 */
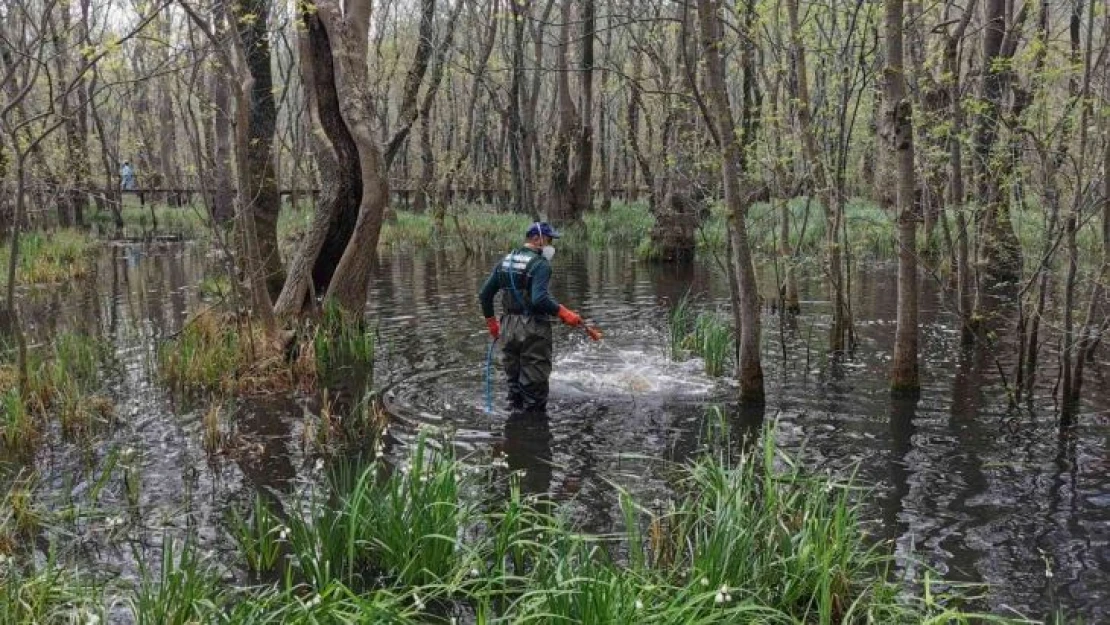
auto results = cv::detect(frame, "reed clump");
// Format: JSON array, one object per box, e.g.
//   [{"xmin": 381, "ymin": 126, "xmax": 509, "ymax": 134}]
[
  {"xmin": 156, "ymin": 309, "xmax": 300, "ymax": 397},
  {"xmin": 0, "ymin": 332, "xmax": 114, "ymax": 454},
  {"xmin": 205, "ymin": 430, "xmax": 1016, "ymax": 623},
  {"xmin": 157, "ymin": 305, "xmax": 375, "ymax": 399},
  {"xmin": 667, "ymin": 294, "xmax": 735, "ymax": 377},
  {"xmin": 0, "ymin": 229, "xmax": 97, "ymax": 286}
]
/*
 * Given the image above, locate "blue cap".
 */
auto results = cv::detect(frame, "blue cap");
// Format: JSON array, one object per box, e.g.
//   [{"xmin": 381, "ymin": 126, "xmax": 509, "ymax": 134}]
[{"xmin": 526, "ymin": 221, "xmax": 560, "ymax": 239}]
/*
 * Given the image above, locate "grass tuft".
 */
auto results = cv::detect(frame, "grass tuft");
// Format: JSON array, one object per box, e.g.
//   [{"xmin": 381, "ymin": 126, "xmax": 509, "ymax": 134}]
[{"xmin": 0, "ymin": 229, "xmax": 97, "ymax": 286}]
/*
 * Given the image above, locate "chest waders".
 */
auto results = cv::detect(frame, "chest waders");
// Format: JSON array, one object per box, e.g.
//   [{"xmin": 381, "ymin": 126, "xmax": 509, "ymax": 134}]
[{"xmin": 497, "ymin": 248, "xmax": 553, "ymax": 412}]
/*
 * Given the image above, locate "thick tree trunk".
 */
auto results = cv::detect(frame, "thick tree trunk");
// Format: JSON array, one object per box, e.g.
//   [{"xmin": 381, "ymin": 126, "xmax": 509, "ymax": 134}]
[
  {"xmin": 236, "ymin": 0, "xmax": 284, "ymax": 299},
  {"xmin": 545, "ymin": 0, "xmax": 578, "ymax": 222},
  {"xmin": 316, "ymin": 0, "xmax": 390, "ymax": 314},
  {"xmin": 885, "ymin": 0, "xmax": 919, "ymax": 394},
  {"xmin": 696, "ymin": 0, "xmax": 764, "ymax": 404},
  {"xmin": 301, "ymin": 12, "xmax": 363, "ymax": 297}
]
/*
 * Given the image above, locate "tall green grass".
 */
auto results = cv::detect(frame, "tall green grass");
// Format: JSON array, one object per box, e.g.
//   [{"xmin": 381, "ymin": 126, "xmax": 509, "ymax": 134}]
[
  {"xmin": 667, "ymin": 296, "xmax": 735, "ymax": 377},
  {"xmin": 90, "ymin": 202, "xmax": 210, "ymax": 239},
  {"xmin": 313, "ymin": 301, "xmax": 375, "ymax": 386},
  {"xmin": 0, "ymin": 229, "xmax": 97, "ymax": 286},
  {"xmin": 0, "ymin": 428, "xmax": 1026, "ymax": 623},
  {"xmin": 377, "ymin": 207, "xmax": 532, "ymax": 254},
  {"xmin": 213, "ymin": 431, "xmax": 1018, "ymax": 623},
  {"xmin": 0, "ymin": 332, "xmax": 113, "ymax": 451}
]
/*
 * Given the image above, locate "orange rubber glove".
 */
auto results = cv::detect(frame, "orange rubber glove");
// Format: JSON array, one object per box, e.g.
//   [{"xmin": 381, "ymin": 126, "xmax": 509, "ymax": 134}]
[
  {"xmin": 585, "ymin": 326, "xmax": 603, "ymax": 341},
  {"xmin": 485, "ymin": 317, "xmax": 500, "ymax": 340},
  {"xmin": 557, "ymin": 305, "xmax": 583, "ymax": 327}
]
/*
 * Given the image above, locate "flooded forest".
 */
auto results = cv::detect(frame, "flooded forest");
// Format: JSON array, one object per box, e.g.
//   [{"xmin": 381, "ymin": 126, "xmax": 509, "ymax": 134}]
[{"xmin": 2, "ymin": 0, "xmax": 1109, "ymax": 622}]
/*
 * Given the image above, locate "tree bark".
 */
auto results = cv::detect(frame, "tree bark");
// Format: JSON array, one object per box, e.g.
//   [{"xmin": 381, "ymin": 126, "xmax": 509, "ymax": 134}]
[
  {"xmin": 545, "ymin": 0, "xmax": 579, "ymax": 222},
  {"xmin": 567, "ymin": 0, "xmax": 596, "ymax": 220},
  {"xmin": 382, "ymin": 0, "xmax": 437, "ymax": 168},
  {"xmin": 507, "ymin": 0, "xmax": 536, "ymax": 217},
  {"xmin": 696, "ymin": 0, "xmax": 764, "ymax": 404},
  {"xmin": 884, "ymin": 0, "xmax": 919, "ymax": 393},
  {"xmin": 648, "ymin": 2, "xmax": 704, "ymax": 262},
  {"xmin": 233, "ymin": 0, "xmax": 284, "ymax": 299},
  {"xmin": 209, "ymin": 0, "xmax": 234, "ymax": 224},
  {"xmin": 315, "ymin": 0, "xmax": 390, "ymax": 314}
]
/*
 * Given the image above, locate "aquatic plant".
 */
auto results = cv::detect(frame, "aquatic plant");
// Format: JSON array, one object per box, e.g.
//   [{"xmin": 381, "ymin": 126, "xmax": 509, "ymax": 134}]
[
  {"xmin": 0, "ymin": 332, "xmax": 113, "ymax": 451},
  {"xmin": 0, "ymin": 552, "xmax": 105, "ymax": 624},
  {"xmin": 129, "ymin": 534, "xmax": 223, "ymax": 625},
  {"xmin": 667, "ymin": 291, "xmax": 695, "ymax": 360},
  {"xmin": 0, "ymin": 388, "xmax": 37, "ymax": 454},
  {"xmin": 0, "ymin": 229, "xmax": 97, "ymax": 286},
  {"xmin": 201, "ymin": 403, "xmax": 224, "ymax": 454},
  {"xmin": 156, "ymin": 310, "xmax": 300, "ymax": 396},
  {"xmin": 220, "ymin": 429, "xmax": 1021, "ymax": 623},
  {"xmin": 226, "ymin": 494, "xmax": 286, "ymax": 576},
  {"xmin": 197, "ymin": 274, "xmax": 233, "ymax": 300},
  {"xmin": 90, "ymin": 202, "xmax": 211, "ymax": 240},
  {"xmin": 314, "ymin": 301, "xmax": 375, "ymax": 385},
  {"xmin": 690, "ymin": 312, "xmax": 734, "ymax": 377}
]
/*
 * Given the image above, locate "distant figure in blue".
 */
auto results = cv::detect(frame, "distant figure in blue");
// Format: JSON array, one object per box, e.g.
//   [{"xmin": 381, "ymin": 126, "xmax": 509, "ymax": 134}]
[{"xmin": 120, "ymin": 161, "xmax": 136, "ymax": 190}]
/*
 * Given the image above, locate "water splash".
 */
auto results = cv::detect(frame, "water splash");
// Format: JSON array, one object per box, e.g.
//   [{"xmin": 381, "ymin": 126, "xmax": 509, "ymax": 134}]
[{"xmin": 551, "ymin": 342, "xmax": 718, "ymax": 398}]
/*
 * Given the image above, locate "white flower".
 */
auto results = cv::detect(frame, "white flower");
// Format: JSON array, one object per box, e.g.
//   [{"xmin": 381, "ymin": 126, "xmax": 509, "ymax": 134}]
[
  {"xmin": 413, "ymin": 593, "xmax": 425, "ymax": 610},
  {"xmin": 85, "ymin": 614, "xmax": 100, "ymax": 625},
  {"xmin": 277, "ymin": 525, "xmax": 290, "ymax": 541},
  {"xmin": 700, "ymin": 577, "xmax": 709, "ymax": 587},
  {"xmin": 314, "ymin": 458, "xmax": 324, "ymax": 472},
  {"xmin": 304, "ymin": 594, "xmax": 321, "ymax": 608},
  {"xmin": 635, "ymin": 599, "xmax": 644, "ymax": 610},
  {"xmin": 469, "ymin": 567, "xmax": 480, "ymax": 578},
  {"xmin": 714, "ymin": 592, "xmax": 725, "ymax": 604}
]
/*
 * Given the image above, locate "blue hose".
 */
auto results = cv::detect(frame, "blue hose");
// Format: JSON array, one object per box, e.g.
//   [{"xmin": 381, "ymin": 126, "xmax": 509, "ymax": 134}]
[{"xmin": 484, "ymin": 338, "xmax": 497, "ymax": 413}]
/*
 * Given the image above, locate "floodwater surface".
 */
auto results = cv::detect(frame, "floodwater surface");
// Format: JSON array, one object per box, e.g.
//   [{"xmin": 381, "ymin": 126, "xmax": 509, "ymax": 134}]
[{"xmin": 8, "ymin": 242, "xmax": 1110, "ymax": 622}]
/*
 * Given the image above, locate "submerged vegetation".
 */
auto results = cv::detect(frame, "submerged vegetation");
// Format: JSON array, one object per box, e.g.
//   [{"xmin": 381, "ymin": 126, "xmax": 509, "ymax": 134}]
[{"xmin": 0, "ymin": 429, "xmax": 1021, "ymax": 623}]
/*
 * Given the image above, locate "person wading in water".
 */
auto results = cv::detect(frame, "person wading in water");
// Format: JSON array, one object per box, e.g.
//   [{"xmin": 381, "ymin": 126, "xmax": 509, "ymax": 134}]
[{"xmin": 478, "ymin": 221, "xmax": 598, "ymax": 413}]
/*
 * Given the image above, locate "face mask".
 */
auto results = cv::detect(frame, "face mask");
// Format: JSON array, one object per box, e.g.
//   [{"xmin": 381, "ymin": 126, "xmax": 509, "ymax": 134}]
[{"xmin": 542, "ymin": 245, "xmax": 556, "ymax": 261}]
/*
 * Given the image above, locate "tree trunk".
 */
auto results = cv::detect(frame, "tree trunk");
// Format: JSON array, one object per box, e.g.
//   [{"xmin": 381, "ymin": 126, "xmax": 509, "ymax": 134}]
[
  {"xmin": 567, "ymin": 0, "xmax": 596, "ymax": 220},
  {"xmin": 787, "ymin": 0, "xmax": 849, "ymax": 352},
  {"xmin": 696, "ymin": 0, "xmax": 764, "ymax": 404},
  {"xmin": 545, "ymin": 0, "xmax": 579, "ymax": 222},
  {"xmin": 885, "ymin": 0, "xmax": 919, "ymax": 394},
  {"xmin": 315, "ymin": 0, "xmax": 390, "ymax": 314},
  {"xmin": 973, "ymin": 0, "xmax": 1025, "ymax": 286},
  {"xmin": 648, "ymin": 2, "xmax": 704, "ymax": 262},
  {"xmin": 943, "ymin": 0, "xmax": 976, "ymax": 345},
  {"xmin": 236, "ymin": 0, "xmax": 284, "ymax": 300},
  {"xmin": 1067, "ymin": 0, "xmax": 1100, "ymax": 407},
  {"xmin": 382, "ymin": 0, "xmax": 437, "ymax": 168},
  {"xmin": 209, "ymin": 0, "xmax": 234, "ymax": 224},
  {"xmin": 507, "ymin": 0, "xmax": 536, "ymax": 217}
]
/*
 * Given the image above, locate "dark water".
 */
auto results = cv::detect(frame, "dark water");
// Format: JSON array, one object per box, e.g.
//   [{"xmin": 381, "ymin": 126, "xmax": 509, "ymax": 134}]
[{"xmin": 8, "ymin": 242, "xmax": 1110, "ymax": 622}]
